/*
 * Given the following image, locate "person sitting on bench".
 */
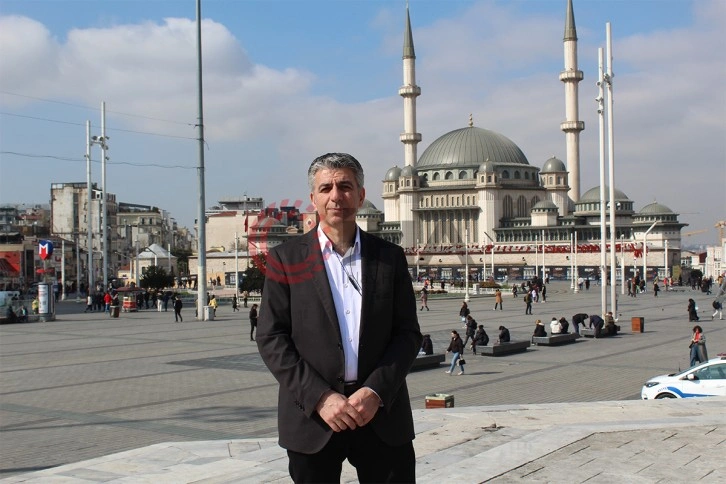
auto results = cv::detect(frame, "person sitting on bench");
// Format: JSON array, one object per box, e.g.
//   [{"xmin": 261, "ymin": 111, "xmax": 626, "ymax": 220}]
[
  {"xmin": 533, "ymin": 319, "xmax": 547, "ymax": 338},
  {"xmin": 558, "ymin": 317, "xmax": 570, "ymax": 334},
  {"xmin": 420, "ymin": 334, "xmax": 434, "ymax": 355},
  {"xmin": 497, "ymin": 325, "xmax": 511, "ymax": 344},
  {"xmin": 472, "ymin": 325, "xmax": 489, "ymax": 354},
  {"xmin": 549, "ymin": 317, "xmax": 563, "ymax": 334},
  {"xmin": 603, "ymin": 311, "xmax": 619, "ymax": 336}
]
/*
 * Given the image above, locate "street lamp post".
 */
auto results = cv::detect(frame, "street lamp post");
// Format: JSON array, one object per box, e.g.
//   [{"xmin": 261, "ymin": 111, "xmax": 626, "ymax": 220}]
[
  {"xmin": 464, "ymin": 229, "xmax": 470, "ymax": 303},
  {"xmin": 574, "ymin": 231, "xmax": 579, "ymax": 293},
  {"xmin": 620, "ymin": 233, "xmax": 625, "ymax": 295}
]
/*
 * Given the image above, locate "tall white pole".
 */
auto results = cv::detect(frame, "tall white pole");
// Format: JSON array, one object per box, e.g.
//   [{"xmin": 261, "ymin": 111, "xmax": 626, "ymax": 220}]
[
  {"xmin": 570, "ymin": 233, "xmax": 574, "ymax": 289},
  {"xmin": 541, "ymin": 229, "xmax": 546, "ymax": 280},
  {"xmin": 464, "ymin": 229, "xmax": 470, "ymax": 302},
  {"xmin": 664, "ymin": 239, "xmax": 669, "ymax": 282},
  {"xmin": 606, "ymin": 23, "xmax": 617, "ymax": 313},
  {"xmin": 75, "ymin": 234, "xmax": 81, "ymax": 302},
  {"xmin": 196, "ymin": 0, "xmax": 208, "ymax": 319},
  {"xmin": 534, "ymin": 234, "xmax": 538, "ymax": 280},
  {"xmin": 643, "ymin": 220, "xmax": 658, "ymax": 286},
  {"xmin": 491, "ymin": 241, "xmax": 495, "ymax": 281},
  {"xmin": 574, "ymin": 231, "xmax": 579, "ymax": 293},
  {"xmin": 86, "ymin": 121, "xmax": 94, "ymax": 295},
  {"xmin": 61, "ymin": 239, "xmax": 66, "ymax": 300},
  {"xmin": 620, "ymin": 234, "xmax": 625, "ymax": 295},
  {"xmin": 100, "ymin": 101, "xmax": 108, "ymax": 291},
  {"xmin": 416, "ymin": 238, "xmax": 420, "ymax": 281},
  {"xmin": 135, "ymin": 238, "xmax": 140, "ymax": 285},
  {"xmin": 235, "ymin": 232, "xmax": 239, "ymax": 295},
  {"xmin": 168, "ymin": 243, "xmax": 172, "ymax": 276},
  {"xmin": 597, "ymin": 47, "xmax": 607, "ymax": 316}
]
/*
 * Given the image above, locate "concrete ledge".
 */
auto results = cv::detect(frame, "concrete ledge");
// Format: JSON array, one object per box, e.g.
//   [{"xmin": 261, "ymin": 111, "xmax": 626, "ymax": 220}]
[
  {"xmin": 532, "ymin": 333, "xmax": 579, "ymax": 346},
  {"xmin": 411, "ymin": 353, "xmax": 445, "ymax": 371},
  {"xmin": 478, "ymin": 340, "xmax": 530, "ymax": 356}
]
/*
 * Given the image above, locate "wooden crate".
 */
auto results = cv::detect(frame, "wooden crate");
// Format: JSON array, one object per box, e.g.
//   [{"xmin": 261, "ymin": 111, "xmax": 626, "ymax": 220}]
[{"xmin": 631, "ymin": 317, "xmax": 644, "ymax": 333}]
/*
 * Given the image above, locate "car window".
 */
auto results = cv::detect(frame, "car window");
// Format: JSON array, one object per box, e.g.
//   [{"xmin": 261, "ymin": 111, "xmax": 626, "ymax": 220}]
[{"xmin": 694, "ymin": 364, "xmax": 726, "ymax": 381}]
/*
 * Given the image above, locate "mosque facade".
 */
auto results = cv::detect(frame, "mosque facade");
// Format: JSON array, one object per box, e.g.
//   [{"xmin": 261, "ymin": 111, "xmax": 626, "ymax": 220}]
[{"xmin": 361, "ymin": 0, "xmax": 686, "ymax": 283}]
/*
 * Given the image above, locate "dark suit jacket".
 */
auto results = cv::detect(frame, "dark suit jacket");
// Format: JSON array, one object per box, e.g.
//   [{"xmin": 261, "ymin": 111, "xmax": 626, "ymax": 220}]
[{"xmin": 257, "ymin": 228, "xmax": 422, "ymax": 454}]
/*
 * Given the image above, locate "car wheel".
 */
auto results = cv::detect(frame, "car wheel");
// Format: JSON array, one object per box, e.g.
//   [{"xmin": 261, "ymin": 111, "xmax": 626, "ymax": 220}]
[{"xmin": 655, "ymin": 393, "xmax": 676, "ymax": 399}]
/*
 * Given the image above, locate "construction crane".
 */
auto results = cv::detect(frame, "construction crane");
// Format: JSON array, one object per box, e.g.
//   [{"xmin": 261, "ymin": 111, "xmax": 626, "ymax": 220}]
[{"xmin": 682, "ymin": 229, "xmax": 707, "ymax": 237}]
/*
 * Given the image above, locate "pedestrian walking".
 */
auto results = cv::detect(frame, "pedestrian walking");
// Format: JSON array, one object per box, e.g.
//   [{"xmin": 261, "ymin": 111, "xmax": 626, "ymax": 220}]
[
  {"xmin": 524, "ymin": 291, "xmax": 533, "ymax": 315},
  {"xmin": 420, "ymin": 285, "xmax": 429, "ymax": 311},
  {"xmin": 85, "ymin": 295, "xmax": 92, "ymax": 312},
  {"xmin": 210, "ymin": 295, "xmax": 218, "ymax": 316},
  {"xmin": 242, "ymin": 290, "xmax": 249, "ymax": 308},
  {"xmin": 463, "ymin": 315, "xmax": 477, "ymax": 348},
  {"xmin": 445, "ymin": 330, "xmax": 465, "ymax": 375},
  {"xmin": 173, "ymin": 296, "xmax": 183, "ymax": 322},
  {"xmin": 249, "ymin": 304, "xmax": 258, "ymax": 341},
  {"xmin": 541, "ymin": 284, "xmax": 547, "ymax": 302},
  {"xmin": 494, "ymin": 289, "xmax": 503, "ymax": 310},
  {"xmin": 232, "ymin": 295, "xmax": 238, "ymax": 312},
  {"xmin": 689, "ymin": 325, "xmax": 708, "ymax": 367},
  {"xmin": 653, "ymin": 282, "xmax": 660, "ymax": 297},
  {"xmin": 459, "ymin": 301, "xmax": 470, "ymax": 326},
  {"xmin": 712, "ymin": 300, "xmax": 723, "ymax": 320}
]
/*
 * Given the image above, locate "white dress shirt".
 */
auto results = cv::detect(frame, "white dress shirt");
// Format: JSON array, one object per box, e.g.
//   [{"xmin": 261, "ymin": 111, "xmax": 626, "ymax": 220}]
[{"xmin": 317, "ymin": 226, "xmax": 362, "ymax": 383}]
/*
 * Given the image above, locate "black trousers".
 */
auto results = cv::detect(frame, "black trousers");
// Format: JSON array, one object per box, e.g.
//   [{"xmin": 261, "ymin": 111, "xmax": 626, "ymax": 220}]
[{"xmin": 287, "ymin": 425, "xmax": 415, "ymax": 483}]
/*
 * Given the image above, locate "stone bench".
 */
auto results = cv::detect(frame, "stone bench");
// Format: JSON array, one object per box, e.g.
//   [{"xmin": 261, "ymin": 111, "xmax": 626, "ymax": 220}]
[
  {"xmin": 531, "ymin": 333, "xmax": 580, "ymax": 346},
  {"xmin": 581, "ymin": 328, "xmax": 619, "ymax": 338},
  {"xmin": 478, "ymin": 340, "xmax": 530, "ymax": 356},
  {"xmin": 411, "ymin": 353, "xmax": 446, "ymax": 371}
]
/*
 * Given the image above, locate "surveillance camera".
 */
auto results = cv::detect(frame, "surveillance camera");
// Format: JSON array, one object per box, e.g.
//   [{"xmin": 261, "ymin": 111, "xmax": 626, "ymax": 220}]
[{"xmin": 596, "ymin": 81, "xmax": 601, "ymax": 87}]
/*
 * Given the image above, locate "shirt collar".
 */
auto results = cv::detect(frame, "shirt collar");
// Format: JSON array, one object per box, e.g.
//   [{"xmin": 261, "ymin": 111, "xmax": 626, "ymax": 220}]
[{"xmin": 317, "ymin": 225, "xmax": 361, "ymax": 258}]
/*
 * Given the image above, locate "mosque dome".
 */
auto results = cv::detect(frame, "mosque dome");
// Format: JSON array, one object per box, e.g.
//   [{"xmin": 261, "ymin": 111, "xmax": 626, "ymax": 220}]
[
  {"xmin": 541, "ymin": 156, "xmax": 567, "ymax": 173},
  {"xmin": 580, "ymin": 186, "xmax": 631, "ymax": 202},
  {"xmin": 639, "ymin": 202, "xmax": 673, "ymax": 215},
  {"xmin": 384, "ymin": 166, "xmax": 402, "ymax": 181},
  {"xmin": 400, "ymin": 165, "xmax": 417, "ymax": 177},
  {"xmin": 532, "ymin": 200, "xmax": 558, "ymax": 211},
  {"xmin": 417, "ymin": 126, "xmax": 530, "ymax": 169}
]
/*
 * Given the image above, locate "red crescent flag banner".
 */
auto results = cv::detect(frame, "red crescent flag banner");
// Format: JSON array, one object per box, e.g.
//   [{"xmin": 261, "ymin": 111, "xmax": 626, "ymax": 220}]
[{"xmin": 39, "ymin": 240, "xmax": 54, "ymax": 260}]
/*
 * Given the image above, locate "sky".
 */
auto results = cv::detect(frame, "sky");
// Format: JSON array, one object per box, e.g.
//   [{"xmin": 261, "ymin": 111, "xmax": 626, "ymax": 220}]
[{"xmin": 0, "ymin": 0, "xmax": 724, "ymax": 247}]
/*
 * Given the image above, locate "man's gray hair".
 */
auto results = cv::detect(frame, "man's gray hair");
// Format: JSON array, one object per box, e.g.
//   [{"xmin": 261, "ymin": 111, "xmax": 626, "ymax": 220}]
[{"xmin": 307, "ymin": 153, "xmax": 365, "ymax": 191}]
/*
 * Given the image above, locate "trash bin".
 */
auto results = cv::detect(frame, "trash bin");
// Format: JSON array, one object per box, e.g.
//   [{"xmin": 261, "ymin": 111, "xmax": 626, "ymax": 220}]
[
  {"xmin": 110, "ymin": 306, "xmax": 120, "ymax": 318},
  {"xmin": 203, "ymin": 305, "xmax": 215, "ymax": 321},
  {"xmin": 631, "ymin": 317, "xmax": 644, "ymax": 333},
  {"xmin": 425, "ymin": 393, "xmax": 454, "ymax": 409}
]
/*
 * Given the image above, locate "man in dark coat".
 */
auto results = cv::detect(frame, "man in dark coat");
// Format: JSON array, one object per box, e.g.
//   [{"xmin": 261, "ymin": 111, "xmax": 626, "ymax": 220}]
[{"xmin": 257, "ymin": 153, "xmax": 422, "ymax": 482}]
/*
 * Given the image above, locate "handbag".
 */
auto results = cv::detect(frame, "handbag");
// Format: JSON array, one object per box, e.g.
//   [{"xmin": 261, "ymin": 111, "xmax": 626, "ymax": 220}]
[{"xmin": 458, "ymin": 358, "xmax": 466, "ymax": 366}]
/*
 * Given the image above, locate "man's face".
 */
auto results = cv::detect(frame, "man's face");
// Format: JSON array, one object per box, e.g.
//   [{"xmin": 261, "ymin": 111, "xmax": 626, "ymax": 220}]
[{"xmin": 310, "ymin": 167, "xmax": 365, "ymax": 230}]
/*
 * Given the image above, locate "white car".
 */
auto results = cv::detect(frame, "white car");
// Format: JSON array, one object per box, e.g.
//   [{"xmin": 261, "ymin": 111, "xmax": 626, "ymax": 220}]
[{"xmin": 641, "ymin": 357, "xmax": 726, "ymax": 399}]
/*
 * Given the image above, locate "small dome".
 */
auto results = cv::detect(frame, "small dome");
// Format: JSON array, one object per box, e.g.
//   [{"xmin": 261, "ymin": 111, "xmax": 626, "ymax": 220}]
[
  {"xmin": 400, "ymin": 165, "xmax": 417, "ymax": 177},
  {"xmin": 580, "ymin": 186, "xmax": 631, "ymax": 202},
  {"xmin": 384, "ymin": 166, "xmax": 401, "ymax": 181},
  {"xmin": 541, "ymin": 156, "xmax": 567, "ymax": 173},
  {"xmin": 639, "ymin": 202, "xmax": 674, "ymax": 215},
  {"xmin": 360, "ymin": 199, "xmax": 379, "ymax": 211},
  {"xmin": 533, "ymin": 200, "xmax": 558, "ymax": 211},
  {"xmin": 478, "ymin": 159, "xmax": 496, "ymax": 173}
]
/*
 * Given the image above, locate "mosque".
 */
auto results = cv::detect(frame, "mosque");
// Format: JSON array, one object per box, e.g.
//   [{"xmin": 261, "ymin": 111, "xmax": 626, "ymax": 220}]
[{"xmin": 357, "ymin": 0, "xmax": 686, "ymax": 283}]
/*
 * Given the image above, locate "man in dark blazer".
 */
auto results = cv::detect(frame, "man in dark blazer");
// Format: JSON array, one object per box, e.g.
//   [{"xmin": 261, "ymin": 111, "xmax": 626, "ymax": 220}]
[{"xmin": 257, "ymin": 153, "xmax": 422, "ymax": 483}]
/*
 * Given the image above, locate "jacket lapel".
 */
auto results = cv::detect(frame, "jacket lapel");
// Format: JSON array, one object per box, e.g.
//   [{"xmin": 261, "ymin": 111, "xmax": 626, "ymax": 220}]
[
  {"xmin": 304, "ymin": 228, "xmax": 342, "ymax": 338},
  {"xmin": 359, "ymin": 230, "xmax": 378, "ymax": 338}
]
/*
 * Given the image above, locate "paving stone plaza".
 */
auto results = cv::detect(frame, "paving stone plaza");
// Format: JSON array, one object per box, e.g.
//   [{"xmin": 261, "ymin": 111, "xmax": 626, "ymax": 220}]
[{"xmin": 1, "ymin": 282, "xmax": 724, "ymax": 482}]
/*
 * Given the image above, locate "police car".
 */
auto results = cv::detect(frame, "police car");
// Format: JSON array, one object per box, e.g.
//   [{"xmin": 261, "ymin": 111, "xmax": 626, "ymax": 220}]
[{"xmin": 641, "ymin": 356, "xmax": 726, "ymax": 399}]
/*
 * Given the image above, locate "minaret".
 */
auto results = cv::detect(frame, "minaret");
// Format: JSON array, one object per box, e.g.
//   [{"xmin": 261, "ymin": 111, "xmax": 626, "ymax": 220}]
[
  {"xmin": 397, "ymin": 2, "xmax": 421, "ymax": 248},
  {"xmin": 399, "ymin": 2, "xmax": 421, "ymax": 167},
  {"xmin": 560, "ymin": 0, "xmax": 584, "ymax": 203}
]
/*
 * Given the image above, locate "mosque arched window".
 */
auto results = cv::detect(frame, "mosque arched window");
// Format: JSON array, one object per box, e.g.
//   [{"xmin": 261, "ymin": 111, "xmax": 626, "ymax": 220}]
[
  {"xmin": 502, "ymin": 170, "xmax": 510, "ymax": 179},
  {"xmin": 422, "ymin": 173, "xmax": 428, "ymax": 182},
  {"xmin": 531, "ymin": 196, "xmax": 540, "ymax": 208},
  {"xmin": 549, "ymin": 176, "xmax": 554, "ymax": 184},
  {"xmin": 433, "ymin": 172, "xmax": 440, "ymax": 181},
  {"xmin": 487, "ymin": 175, "xmax": 492, "ymax": 182},
  {"xmin": 445, "ymin": 171, "xmax": 453, "ymax": 180},
  {"xmin": 514, "ymin": 171, "xmax": 521, "ymax": 179},
  {"xmin": 459, "ymin": 171, "xmax": 467, "ymax": 179},
  {"xmin": 517, "ymin": 196, "xmax": 528, "ymax": 217},
  {"xmin": 557, "ymin": 176, "xmax": 562, "ymax": 184},
  {"xmin": 503, "ymin": 196, "xmax": 513, "ymax": 219},
  {"xmin": 525, "ymin": 172, "xmax": 530, "ymax": 180}
]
